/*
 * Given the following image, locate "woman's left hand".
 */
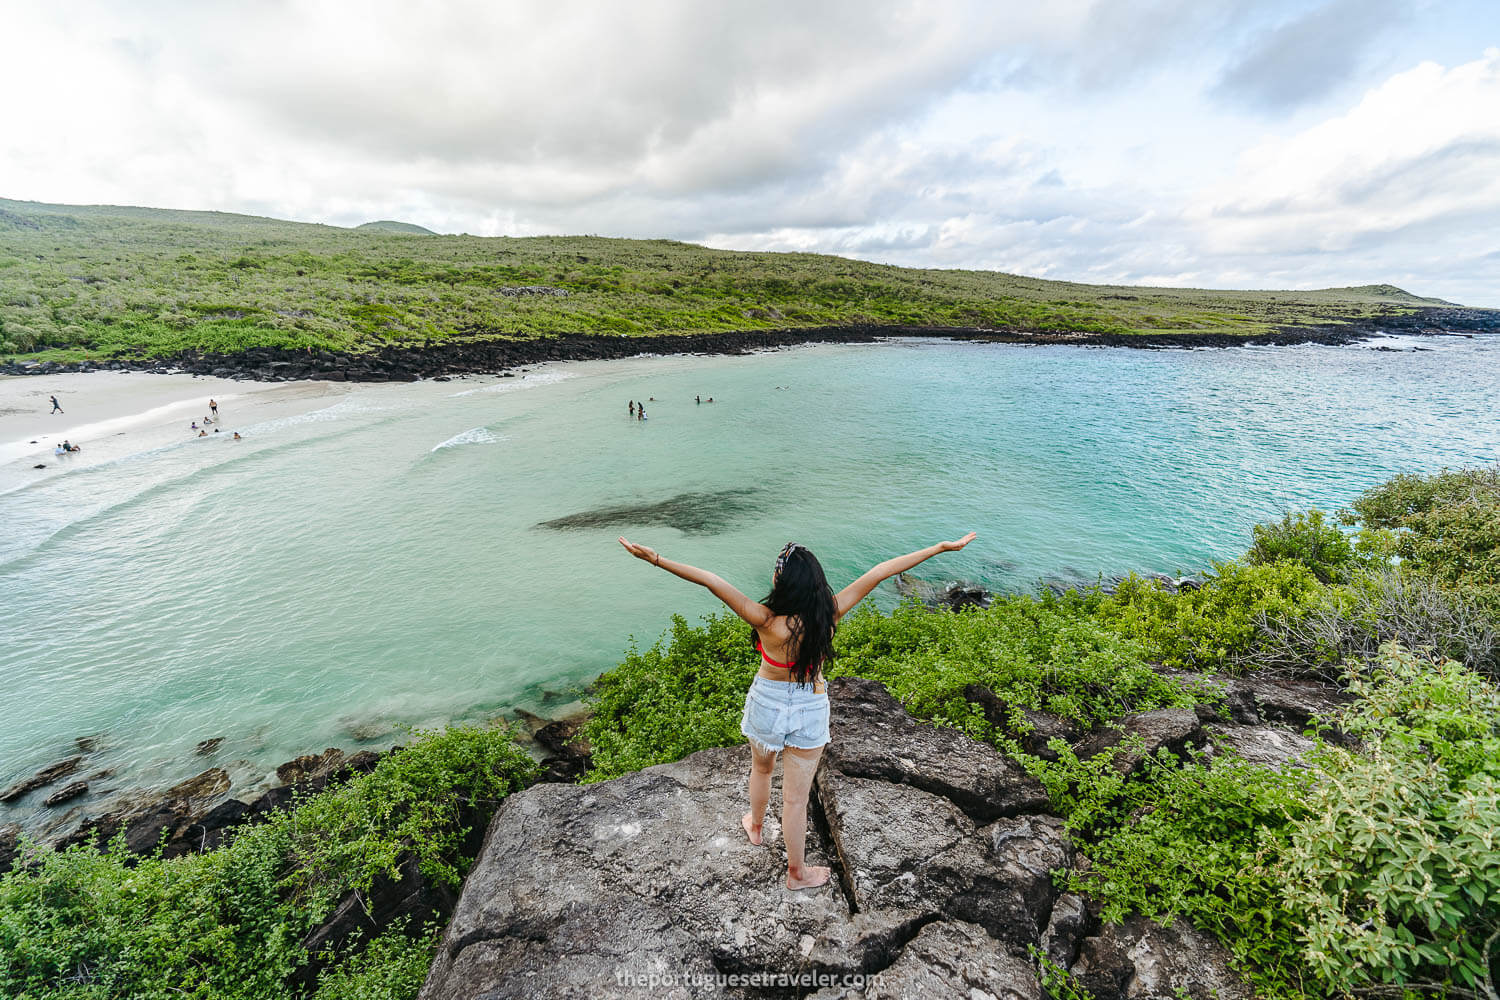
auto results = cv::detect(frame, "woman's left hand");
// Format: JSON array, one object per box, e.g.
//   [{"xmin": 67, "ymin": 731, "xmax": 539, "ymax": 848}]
[{"xmin": 619, "ymin": 537, "xmax": 660, "ymax": 565}]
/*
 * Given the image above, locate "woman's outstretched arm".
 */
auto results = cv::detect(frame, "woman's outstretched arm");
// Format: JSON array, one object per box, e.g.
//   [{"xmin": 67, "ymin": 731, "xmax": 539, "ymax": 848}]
[
  {"xmin": 618, "ymin": 537, "xmax": 774, "ymax": 628},
  {"xmin": 833, "ymin": 532, "xmax": 977, "ymax": 620}
]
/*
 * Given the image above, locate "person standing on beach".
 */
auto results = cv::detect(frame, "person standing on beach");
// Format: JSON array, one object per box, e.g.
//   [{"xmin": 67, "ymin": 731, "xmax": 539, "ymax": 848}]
[
  {"xmin": 50, "ymin": 395, "xmax": 63, "ymax": 414},
  {"xmin": 619, "ymin": 532, "xmax": 976, "ymax": 890},
  {"xmin": 210, "ymin": 399, "xmax": 218, "ymax": 417}
]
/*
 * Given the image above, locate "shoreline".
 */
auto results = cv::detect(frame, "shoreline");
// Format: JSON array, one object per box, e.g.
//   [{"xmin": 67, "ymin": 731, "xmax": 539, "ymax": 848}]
[{"xmin": 4, "ymin": 305, "xmax": 1496, "ymax": 384}]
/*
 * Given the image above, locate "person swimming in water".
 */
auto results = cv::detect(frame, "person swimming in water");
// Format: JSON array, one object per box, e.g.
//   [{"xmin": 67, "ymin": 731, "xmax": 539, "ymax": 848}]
[
  {"xmin": 232, "ymin": 432, "xmax": 242, "ymax": 440},
  {"xmin": 618, "ymin": 531, "xmax": 977, "ymax": 889}
]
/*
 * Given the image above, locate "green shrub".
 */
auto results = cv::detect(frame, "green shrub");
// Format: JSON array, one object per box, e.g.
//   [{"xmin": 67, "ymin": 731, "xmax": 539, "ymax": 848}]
[
  {"xmin": 1277, "ymin": 643, "xmax": 1500, "ymax": 996},
  {"xmin": 1097, "ymin": 561, "xmax": 1326, "ymax": 672},
  {"xmin": 0, "ymin": 724, "xmax": 534, "ymax": 999},
  {"xmin": 1032, "ymin": 742, "xmax": 1313, "ymax": 997},
  {"xmin": 830, "ymin": 596, "xmax": 1210, "ymax": 736},
  {"xmin": 1247, "ymin": 509, "xmax": 1358, "ymax": 584},
  {"xmin": 583, "ymin": 613, "xmax": 760, "ymax": 782},
  {"xmin": 310, "ymin": 923, "xmax": 437, "ymax": 1000},
  {"xmin": 1345, "ymin": 465, "xmax": 1500, "ymax": 609}
]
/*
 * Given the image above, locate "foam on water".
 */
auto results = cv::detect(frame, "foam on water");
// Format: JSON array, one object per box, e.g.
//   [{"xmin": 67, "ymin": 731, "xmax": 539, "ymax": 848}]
[{"xmin": 431, "ymin": 427, "xmax": 505, "ymax": 451}]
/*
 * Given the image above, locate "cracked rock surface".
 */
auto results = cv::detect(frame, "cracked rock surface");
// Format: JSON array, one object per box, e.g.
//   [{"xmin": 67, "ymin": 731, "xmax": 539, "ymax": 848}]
[{"xmin": 420, "ymin": 678, "xmax": 1256, "ymax": 999}]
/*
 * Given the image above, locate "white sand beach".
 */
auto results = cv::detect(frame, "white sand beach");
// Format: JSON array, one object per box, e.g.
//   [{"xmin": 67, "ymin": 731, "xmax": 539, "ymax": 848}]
[{"xmin": 0, "ymin": 372, "xmax": 348, "ymax": 482}]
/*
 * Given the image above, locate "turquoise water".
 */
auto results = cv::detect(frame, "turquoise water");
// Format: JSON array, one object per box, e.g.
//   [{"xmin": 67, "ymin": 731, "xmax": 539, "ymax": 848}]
[{"xmin": 1, "ymin": 335, "xmax": 1497, "ymax": 827}]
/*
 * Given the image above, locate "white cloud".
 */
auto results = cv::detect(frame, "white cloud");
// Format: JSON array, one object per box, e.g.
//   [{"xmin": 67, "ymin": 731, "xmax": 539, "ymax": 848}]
[{"xmin": 1, "ymin": 1, "xmax": 1497, "ymax": 304}]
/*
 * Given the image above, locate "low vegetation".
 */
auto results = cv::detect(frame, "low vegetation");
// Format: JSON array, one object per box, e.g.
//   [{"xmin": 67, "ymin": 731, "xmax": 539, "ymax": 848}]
[
  {"xmin": 2, "ymin": 466, "xmax": 1495, "ymax": 998},
  {"xmin": 0, "ymin": 197, "xmax": 1452, "ymax": 362},
  {"xmin": 0, "ymin": 726, "xmax": 535, "ymax": 999}
]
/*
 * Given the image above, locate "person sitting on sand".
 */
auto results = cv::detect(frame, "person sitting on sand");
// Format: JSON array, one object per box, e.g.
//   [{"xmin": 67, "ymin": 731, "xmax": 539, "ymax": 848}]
[
  {"xmin": 618, "ymin": 531, "xmax": 976, "ymax": 890},
  {"xmin": 54, "ymin": 443, "xmax": 65, "ymax": 456},
  {"xmin": 203, "ymin": 415, "xmax": 213, "ymax": 425},
  {"xmin": 190, "ymin": 422, "xmax": 198, "ymax": 430},
  {"xmin": 63, "ymin": 440, "xmax": 79, "ymax": 452}
]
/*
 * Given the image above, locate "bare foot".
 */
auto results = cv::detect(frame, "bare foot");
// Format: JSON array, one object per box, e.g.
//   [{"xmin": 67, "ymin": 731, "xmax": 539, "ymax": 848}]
[
  {"xmin": 742, "ymin": 812, "xmax": 763, "ymax": 846},
  {"xmin": 786, "ymin": 865, "xmax": 831, "ymax": 890}
]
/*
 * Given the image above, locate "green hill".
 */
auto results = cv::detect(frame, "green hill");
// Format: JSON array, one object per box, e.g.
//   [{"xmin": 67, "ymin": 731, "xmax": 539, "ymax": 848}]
[
  {"xmin": 0, "ymin": 197, "xmax": 1467, "ymax": 361},
  {"xmin": 354, "ymin": 220, "xmax": 437, "ymax": 235}
]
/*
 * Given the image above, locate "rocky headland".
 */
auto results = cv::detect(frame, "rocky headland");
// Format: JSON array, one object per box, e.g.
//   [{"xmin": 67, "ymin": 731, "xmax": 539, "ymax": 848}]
[
  {"xmin": 4, "ymin": 306, "xmax": 1496, "ymax": 383},
  {"xmin": 420, "ymin": 673, "xmax": 1342, "ymax": 1000}
]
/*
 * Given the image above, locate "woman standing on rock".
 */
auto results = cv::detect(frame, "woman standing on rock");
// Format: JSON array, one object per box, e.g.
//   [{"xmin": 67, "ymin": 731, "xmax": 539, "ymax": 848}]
[{"xmin": 619, "ymin": 532, "xmax": 976, "ymax": 889}]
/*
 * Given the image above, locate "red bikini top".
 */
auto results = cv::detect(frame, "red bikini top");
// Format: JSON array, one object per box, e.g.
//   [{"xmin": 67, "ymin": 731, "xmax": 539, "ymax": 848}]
[{"xmin": 755, "ymin": 641, "xmax": 794, "ymax": 670}]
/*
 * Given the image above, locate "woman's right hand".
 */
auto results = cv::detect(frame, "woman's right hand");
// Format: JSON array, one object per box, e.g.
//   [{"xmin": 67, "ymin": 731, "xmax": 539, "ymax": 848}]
[
  {"xmin": 939, "ymin": 532, "xmax": 977, "ymax": 552},
  {"xmin": 619, "ymin": 537, "xmax": 660, "ymax": 565}
]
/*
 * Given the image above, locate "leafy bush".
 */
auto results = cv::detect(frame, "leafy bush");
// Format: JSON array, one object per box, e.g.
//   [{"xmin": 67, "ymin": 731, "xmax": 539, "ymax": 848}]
[
  {"xmin": 830, "ymin": 596, "xmax": 1209, "ymax": 736},
  {"xmin": 1096, "ymin": 561, "xmax": 1326, "ymax": 673},
  {"xmin": 583, "ymin": 613, "xmax": 761, "ymax": 782},
  {"xmin": 1277, "ymin": 644, "xmax": 1500, "ymax": 997},
  {"xmin": 1345, "ymin": 465, "xmax": 1500, "ymax": 609},
  {"xmin": 1030, "ymin": 742, "xmax": 1313, "ymax": 997},
  {"xmin": 1247, "ymin": 509, "xmax": 1359, "ymax": 584},
  {"xmin": 309, "ymin": 924, "xmax": 438, "ymax": 1000},
  {"xmin": 0, "ymin": 724, "xmax": 534, "ymax": 999}
]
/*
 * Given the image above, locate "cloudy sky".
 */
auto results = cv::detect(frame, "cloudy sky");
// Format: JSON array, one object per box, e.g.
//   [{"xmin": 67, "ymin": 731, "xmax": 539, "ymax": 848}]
[{"xmin": 4, "ymin": 1, "xmax": 1499, "ymax": 304}]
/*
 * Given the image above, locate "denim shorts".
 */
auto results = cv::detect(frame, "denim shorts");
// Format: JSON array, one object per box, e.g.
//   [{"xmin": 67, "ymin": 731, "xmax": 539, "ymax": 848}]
[{"xmin": 740, "ymin": 675, "xmax": 830, "ymax": 752}]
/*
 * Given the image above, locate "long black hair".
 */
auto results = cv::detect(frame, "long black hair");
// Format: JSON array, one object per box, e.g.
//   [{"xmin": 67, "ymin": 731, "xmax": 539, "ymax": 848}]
[{"xmin": 758, "ymin": 542, "xmax": 836, "ymax": 685}]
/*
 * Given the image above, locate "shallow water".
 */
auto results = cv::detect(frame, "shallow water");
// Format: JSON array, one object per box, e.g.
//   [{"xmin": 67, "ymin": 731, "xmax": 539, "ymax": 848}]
[{"xmin": 1, "ymin": 335, "xmax": 1496, "ymax": 826}]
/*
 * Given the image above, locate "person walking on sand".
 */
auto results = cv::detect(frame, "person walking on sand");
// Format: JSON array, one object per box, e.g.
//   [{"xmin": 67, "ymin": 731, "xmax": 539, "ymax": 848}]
[
  {"xmin": 210, "ymin": 399, "xmax": 218, "ymax": 417},
  {"xmin": 50, "ymin": 395, "xmax": 63, "ymax": 414},
  {"xmin": 618, "ymin": 530, "xmax": 977, "ymax": 890}
]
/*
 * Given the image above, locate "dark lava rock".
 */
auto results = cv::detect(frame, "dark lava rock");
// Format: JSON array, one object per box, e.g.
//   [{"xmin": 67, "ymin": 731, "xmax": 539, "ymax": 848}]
[
  {"xmin": 1, "ymin": 755, "xmax": 85, "ymax": 803},
  {"xmin": 809, "ymin": 919, "xmax": 1042, "ymax": 999},
  {"xmin": 964, "ymin": 683, "xmax": 1082, "ymax": 760},
  {"xmin": 0, "ymin": 824, "xmax": 20, "ymax": 875},
  {"xmin": 293, "ymin": 852, "xmax": 460, "ymax": 992},
  {"xmin": 276, "ymin": 747, "xmax": 346, "ymax": 785},
  {"xmin": 42, "ymin": 781, "xmax": 89, "ymax": 807},
  {"xmin": 1070, "ymin": 914, "xmax": 1253, "ymax": 1000},
  {"xmin": 1199, "ymin": 723, "xmax": 1316, "ymax": 770},
  {"xmin": 825, "ymin": 677, "xmax": 1049, "ymax": 820},
  {"xmin": 1073, "ymin": 709, "xmax": 1202, "ymax": 775},
  {"xmin": 419, "ymin": 745, "xmax": 873, "ymax": 1000},
  {"xmin": 1041, "ymin": 892, "xmax": 1091, "ymax": 969},
  {"xmin": 1225, "ymin": 676, "xmax": 1351, "ymax": 729},
  {"xmin": 194, "ymin": 737, "xmax": 224, "ymax": 756}
]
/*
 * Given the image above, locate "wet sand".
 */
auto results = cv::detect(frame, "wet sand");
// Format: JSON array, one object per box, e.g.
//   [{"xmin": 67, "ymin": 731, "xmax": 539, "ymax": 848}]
[{"xmin": 0, "ymin": 372, "xmax": 347, "ymax": 482}]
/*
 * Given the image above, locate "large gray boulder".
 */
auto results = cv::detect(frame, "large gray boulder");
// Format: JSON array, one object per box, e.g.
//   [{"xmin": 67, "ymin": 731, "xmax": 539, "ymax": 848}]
[
  {"xmin": 420, "ymin": 677, "xmax": 1254, "ymax": 1000},
  {"xmin": 1069, "ymin": 915, "xmax": 1254, "ymax": 1000},
  {"xmin": 824, "ymin": 677, "xmax": 1049, "ymax": 819}
]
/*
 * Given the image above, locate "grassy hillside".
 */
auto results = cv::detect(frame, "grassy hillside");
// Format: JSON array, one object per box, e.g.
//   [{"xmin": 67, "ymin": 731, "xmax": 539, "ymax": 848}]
[{"xmin": 0, "ymin": 197, "xmax": 1460, "ymax": 361}]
